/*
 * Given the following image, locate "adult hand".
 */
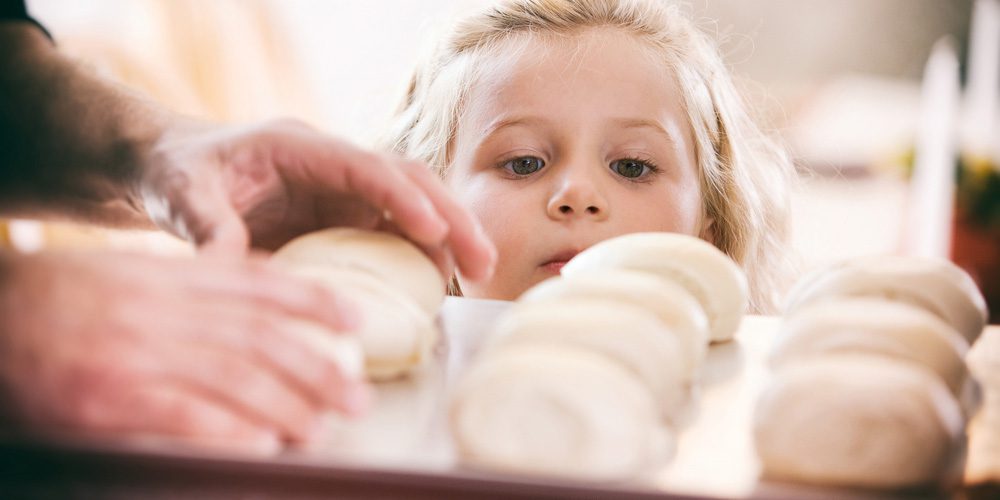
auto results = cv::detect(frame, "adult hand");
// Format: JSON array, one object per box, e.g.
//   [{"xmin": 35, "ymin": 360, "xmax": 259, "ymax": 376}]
[
  {"xmin": 137, "ymin": 119, "xmax": 496, "ymax": 280},
  {"xmin": 0, "ymin": 251, "xmax": 370, "ymax": 454}
]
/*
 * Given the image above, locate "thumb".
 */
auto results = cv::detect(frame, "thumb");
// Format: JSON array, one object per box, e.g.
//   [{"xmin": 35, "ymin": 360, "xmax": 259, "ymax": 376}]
[
  {"xmin": 183, "ymin": 180, "xmax": 250, "ymax": 257},
  {"xmin": 197, "ymin": 204, "xmax": 250, "ymax": 258}
]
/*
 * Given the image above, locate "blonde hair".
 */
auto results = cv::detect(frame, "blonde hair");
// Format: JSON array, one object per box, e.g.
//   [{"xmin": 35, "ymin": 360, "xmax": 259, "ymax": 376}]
[{"xmin": 381, "ymin": 0, "xmax": 793, "ymax": 313}]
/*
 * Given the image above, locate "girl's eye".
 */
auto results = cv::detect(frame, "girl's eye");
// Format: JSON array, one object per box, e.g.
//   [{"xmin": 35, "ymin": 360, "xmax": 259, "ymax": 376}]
[
  {"xmin": 610, "ymin": 158, "xmax": 656, "ymax": 179},
  {"xmin": 503, "ymin": 156, "xmax": 545, "ymax": 176}
]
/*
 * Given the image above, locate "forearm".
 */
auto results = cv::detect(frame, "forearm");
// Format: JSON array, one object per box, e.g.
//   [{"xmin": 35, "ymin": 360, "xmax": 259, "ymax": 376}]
[{"xmin": 0, "ymin": 23, "xmax": 170, "ymax": 228}]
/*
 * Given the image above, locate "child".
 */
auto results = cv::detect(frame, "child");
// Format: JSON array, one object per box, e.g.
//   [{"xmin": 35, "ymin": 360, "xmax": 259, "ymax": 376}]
[{"xmin": 382, "ymin": 0, "xmax": 793, "ymax": 313}]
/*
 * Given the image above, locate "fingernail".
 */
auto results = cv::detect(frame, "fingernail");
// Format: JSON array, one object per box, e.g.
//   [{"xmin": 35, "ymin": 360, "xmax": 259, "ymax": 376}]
[{"xmin": 469, "ymin": 249, "xmax": 497, "ymax": 282}]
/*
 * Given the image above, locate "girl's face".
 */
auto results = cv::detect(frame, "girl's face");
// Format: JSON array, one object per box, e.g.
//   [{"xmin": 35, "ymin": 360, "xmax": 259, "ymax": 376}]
[{"xmin": 447, "ymin": 28, "xmax": 705, "ymax": 300}]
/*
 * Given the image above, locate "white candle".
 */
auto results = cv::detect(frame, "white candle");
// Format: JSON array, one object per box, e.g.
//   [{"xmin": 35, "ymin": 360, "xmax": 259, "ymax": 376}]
[
  {"xmin": 963, "ymin": 0, "xmax": 1000, "ymax": 161},
  {"xmin": 906, "ymin": 38, "xmax": 960, "ymax": 260}
]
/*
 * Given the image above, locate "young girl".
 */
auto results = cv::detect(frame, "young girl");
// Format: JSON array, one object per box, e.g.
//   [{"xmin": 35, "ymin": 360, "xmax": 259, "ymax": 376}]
[{"xmin": 382, "ymin": 0, "xmax": 793, "ymax": 313}]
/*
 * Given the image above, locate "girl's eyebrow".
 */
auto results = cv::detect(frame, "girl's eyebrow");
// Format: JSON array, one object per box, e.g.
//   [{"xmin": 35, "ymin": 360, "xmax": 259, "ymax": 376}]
[
  {"xmin": 610, "ymin": 117, "xmax": 680, "ymax": 146},
  {"xmin": 480, "ymin": 115, "xmax": 548, "ymax": 139},
  {"xmin": 478, "ymin": 116, "xmax": 683, "ymax": 149}
]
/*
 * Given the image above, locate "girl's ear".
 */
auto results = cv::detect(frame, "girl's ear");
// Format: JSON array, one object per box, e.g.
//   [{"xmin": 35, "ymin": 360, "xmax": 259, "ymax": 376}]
[{"xmin": 699, "ymin": 217, "xmax": 716, "ymax": 244}]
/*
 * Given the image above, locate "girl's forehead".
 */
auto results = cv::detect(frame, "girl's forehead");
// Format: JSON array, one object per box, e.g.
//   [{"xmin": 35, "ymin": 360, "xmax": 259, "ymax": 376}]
[
  {"xmin": 461, "ymin": 28, "xmax": 684, "ymax": 128},
  {"xmin": 467, "ymin": 28, "xmax": 674, "ymax": 97},
  {"xmin": 489, "ymin": 27, "xmax": 668, "ymax": 71}
]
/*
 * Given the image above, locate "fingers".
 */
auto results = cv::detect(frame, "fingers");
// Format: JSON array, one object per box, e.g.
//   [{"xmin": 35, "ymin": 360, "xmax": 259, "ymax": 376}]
[
  {"xmin": 375, "ymin": 218, "xmax": 456, "ymax": 280},
  {"xmin": 279, "ymin": 132, "xmax": 496, "ymax": 281},
  {"xmin": 397, "ymin": 160, "xmax": 497, "ymax": 282},
  {"xmin": 169, "ymin": 269, "xmax": 372, "ymax": 417},
  {"xmin": 332, "ymin": 146, "xmax": 450, "ymax": 248},
  {"xmin": 274, "ymin": 131, "xmax": 448, "ymax": 246},
  {"xmin": 4, "ymin": 250, "xmax": 375, "ymax": 455},
  {"xmin": 184, "ymin": 304, "xmax": 371, "ymax": 416},
  {"xmin": 147, "ymin": 255, "xmax": 371, "ymax": 417},
  {"xmin": 180, "ymin": 257, "xmax": 363, "ymax": 332},
  {"xmin": 159, "ymin": 171, "xmax": 250, "ymax": 257},
  {"xmin": 277, "ymin": 128, "xmax": 449, "ymax": 248},
  {"xmin": 278, "ymin": 320, "xmax": 372, "ymax": 416},
  {"xmin": 146, "ymin": 343, "xmax": 325, "ymax": 444},
  {"xmin": 198, "ymin": 207, "xmax": 250, "ymax": 258},
  {"xmin": 78, "ymin": 383, "xmax": 282, "ymax": 456},
  {"xmin": 190, "ymin": 180, "xmax": 251, "ymax": 257}
]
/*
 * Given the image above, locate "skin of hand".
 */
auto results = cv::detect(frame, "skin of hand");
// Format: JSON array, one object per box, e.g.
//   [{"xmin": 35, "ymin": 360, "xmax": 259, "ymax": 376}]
[
  {"xmin": 0, "ymin": 250, "xmax": 371, "ymax": 454},
  {"xmin": 0, "ymin": 21, "xmax": 496, "ymax": 452},
  {"xmin": 138, "ymin": 119, "xmax": 496, "ymax": 280},
  {"xmin": 0, "ymin": 24, "xmax": 496, "ymax": 281}
]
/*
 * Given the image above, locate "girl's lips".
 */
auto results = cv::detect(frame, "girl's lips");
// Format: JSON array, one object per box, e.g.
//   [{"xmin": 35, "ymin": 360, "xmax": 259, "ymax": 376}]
[
  {"xmin": 539, "ymin": 249, "xmax": 580, "ymax": 274},
  {"xmin": 541, "ymin": 260, "xmax": 568, "ymax": 274}
]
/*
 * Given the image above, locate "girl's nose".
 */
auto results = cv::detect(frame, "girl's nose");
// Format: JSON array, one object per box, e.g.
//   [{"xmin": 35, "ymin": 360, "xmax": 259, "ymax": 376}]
[{"xmin": 545, "ymin": 165, "xmax": 609, "ymax": 222}]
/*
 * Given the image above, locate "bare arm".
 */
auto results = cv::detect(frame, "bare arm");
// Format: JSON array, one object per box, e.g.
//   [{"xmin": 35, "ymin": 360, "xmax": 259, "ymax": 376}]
[{"xmin": 0, "ymin": 23, "xmax": 165, "ymax": 227}]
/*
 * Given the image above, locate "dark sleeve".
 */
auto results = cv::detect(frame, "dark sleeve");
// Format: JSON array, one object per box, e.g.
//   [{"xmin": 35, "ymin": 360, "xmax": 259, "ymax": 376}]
[{"xmin": 0, "ymin": 0, "xmax": 53, "ymax": 40}]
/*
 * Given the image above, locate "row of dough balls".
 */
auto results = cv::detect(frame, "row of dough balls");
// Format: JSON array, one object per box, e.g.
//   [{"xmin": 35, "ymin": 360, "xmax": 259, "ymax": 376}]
[
  {"xmin": 272, "ymin": 228, "xmax": 446, "ymax": 381},
  {"xmin": 754, "ymin": 255, "xmax": 989, "ymax": 489},
  {"xmin": 450, "ymin": 232, "xmax": 749, "ymax": 481}
]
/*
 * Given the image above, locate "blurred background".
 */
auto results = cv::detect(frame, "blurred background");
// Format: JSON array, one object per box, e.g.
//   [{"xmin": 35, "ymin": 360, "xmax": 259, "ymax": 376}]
[{"xmin": 6, "ymin": 0, "xmax": 997, "ymax": 313}]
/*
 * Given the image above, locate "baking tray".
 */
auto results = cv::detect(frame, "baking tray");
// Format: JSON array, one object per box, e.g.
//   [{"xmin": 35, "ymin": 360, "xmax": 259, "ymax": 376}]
[{"xmin": 1, "ymin": 297, "xmax": 994, "ymax": 499}]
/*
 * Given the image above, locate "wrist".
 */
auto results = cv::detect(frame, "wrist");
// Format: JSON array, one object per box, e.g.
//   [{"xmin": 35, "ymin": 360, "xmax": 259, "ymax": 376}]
[{"xmin": 127, "ymin": 116, "xmax": 214, "ymax": 225}]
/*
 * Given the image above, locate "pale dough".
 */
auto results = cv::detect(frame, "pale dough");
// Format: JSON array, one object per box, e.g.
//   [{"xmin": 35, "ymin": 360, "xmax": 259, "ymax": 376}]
[
  {"xmin": 484, "ymin": 298, "xmax": 690, "ymax": 420},
  {"xmin": 784, "ymin": 255, "xmax": 987, "ymax": 344},
  {"xmin": 561, "ymin": 232, "xmax": 747, "ymax": 342},
  {"xmin": 450, "ymin": 345, "xmax": 670, "ymax": 481},
  {"xmin": 272, "ymin": 228, "xmax": 446, "ymax": 316},
  {"xmin": 754, "ymin": 355, "xmax": 964, "ymax": 489},
  {"xmin": 518, "ymin": 269, "xmax": 709, "ymax": 381},
  {"xmin": 770, "ymin": 298, "xmax": 969, "ymax": 395}
]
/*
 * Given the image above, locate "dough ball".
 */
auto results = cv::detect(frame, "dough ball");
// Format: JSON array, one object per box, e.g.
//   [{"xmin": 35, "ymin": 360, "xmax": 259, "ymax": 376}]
[
  {"xmin": 518, "ymin": 269, "xmax": 709, "ymax": 381},
  {"xmin": 561, "ymin": 232, "xmax": 747, "ymax": 342},
  {"xmin": 485, "ymin": 298, "xmax": 689, "ymax": 419},
  {"xmin": 754, "ymin": 355, "xmax": 964, "ymax": 489},
  {"xmin": 273, "ymin": 228, "xmax": 445, "ymax": 316},
  {"xmin": 450, "ymin": 345, "xmax": 669, "ymax": 481},
  {"xmin": 784, "ymin": 256, "xmax": 987, "ymax": 344},
  {"xmin": 771, "ymin": 298, "xmax": 969, "ymax": 395}
]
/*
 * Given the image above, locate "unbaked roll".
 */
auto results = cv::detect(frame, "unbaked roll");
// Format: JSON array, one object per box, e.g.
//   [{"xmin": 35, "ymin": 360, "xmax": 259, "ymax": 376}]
[
  {"xmin": 784, "ymin": 256, "xmax": 987, "ymax": 344},
  {"xmin": 770, "ymin": 298, "xmax": 969, "ymax": 395},
  {"xmin": 450, "ymin": 345, "xmax": 670, "ymax": 481},
  {"xmin": 517, "ymin": 269, "xmax": 709, "ymax": 381},
  {"xmin": 484, "ymin": 298, "xmax": 689, "ymax": 419},
  {"xmin": 561, "ymin": 232, "xmax": 747, "ymax": 342},
  {"xmin": 286, "ymin": 266, "xmax": 438, "ymax": 381},
  {"xmin": 272, "ymin": 228, "xmax": 446, "ymax": 316},
  {"xmin": 754, "ymin": 355, "xmax": 964, "ymax": 489}
]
